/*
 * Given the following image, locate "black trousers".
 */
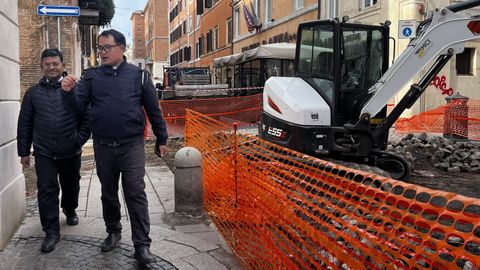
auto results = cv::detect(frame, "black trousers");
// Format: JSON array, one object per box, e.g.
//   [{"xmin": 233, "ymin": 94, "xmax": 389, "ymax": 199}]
[
  {"xmin": 35, "ymin": 154, "xmax": 81, "ymax": 236},
  {"xmin": 93, "ymin": 142, "xmax": 151, "ymax": 248}
]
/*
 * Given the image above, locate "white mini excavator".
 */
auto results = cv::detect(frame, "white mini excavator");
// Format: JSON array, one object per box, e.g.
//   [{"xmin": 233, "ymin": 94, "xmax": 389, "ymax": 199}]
[{"xmin": 259, "ymin": 0, "xmax": 480, "ymax": 180}]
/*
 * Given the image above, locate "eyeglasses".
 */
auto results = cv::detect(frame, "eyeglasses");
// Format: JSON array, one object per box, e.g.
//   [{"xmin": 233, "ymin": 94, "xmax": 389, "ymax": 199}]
[
  {"xmin": 96, "ymin": 44, "xmax": 121, "ymax": 53},
  {"xmin": 42, "ymin": 62, "xmax": 62, "ymax": 68}
]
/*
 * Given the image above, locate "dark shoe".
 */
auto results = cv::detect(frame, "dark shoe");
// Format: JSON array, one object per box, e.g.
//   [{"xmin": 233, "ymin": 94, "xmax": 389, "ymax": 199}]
[
  {"xmin": 101, "ymin": 232, "xmax": 121, "ymax": 252},
  {"xmin": 134, "ymin": 246, "xmax": 157, "ymax": 265},
  {"xmin": 41, "ymin": 234, "xmax": 60, "ymax": 253},
  {"xmin": 62, "ymin": 209, "xmax": 79, "ymax": 226}
]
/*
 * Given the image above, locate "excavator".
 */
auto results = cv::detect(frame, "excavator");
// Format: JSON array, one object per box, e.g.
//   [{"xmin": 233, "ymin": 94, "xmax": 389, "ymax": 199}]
[{"xmin": 259, "ymin": 0, "xmax": 480, "ymax": 180}]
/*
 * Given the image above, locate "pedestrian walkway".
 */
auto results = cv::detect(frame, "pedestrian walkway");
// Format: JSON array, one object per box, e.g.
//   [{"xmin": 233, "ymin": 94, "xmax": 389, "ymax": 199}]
[{"xmin": 0, "ymin": 143, "xmax": 241, "ymax": 270}]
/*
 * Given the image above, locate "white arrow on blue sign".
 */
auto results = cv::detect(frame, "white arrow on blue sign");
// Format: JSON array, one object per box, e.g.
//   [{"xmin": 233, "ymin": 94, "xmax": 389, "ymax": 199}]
[{"xmin": 37, "ymin": 5, "xmax": 80, "ymax": 17}]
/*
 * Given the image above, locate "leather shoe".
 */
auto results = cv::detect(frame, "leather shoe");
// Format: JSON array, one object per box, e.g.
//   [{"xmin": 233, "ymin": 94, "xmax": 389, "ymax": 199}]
[
  {"xmin": 134, "ymin": 246, "xmax": 157, "ymax": 265},
  {"xmin": 41, "ymin": 234, "xmax": 60, "ymax": 253},
  {"xmin": 62, "ymin": 209, "xmax": 79, "ymax": 226},
  {"xmin": 101, "ymin": 232, "xmax": 121, "ymax": 252}
]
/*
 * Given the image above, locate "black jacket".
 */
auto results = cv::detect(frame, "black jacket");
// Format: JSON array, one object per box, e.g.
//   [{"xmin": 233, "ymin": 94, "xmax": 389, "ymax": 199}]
[
  {"xmin": 17, "ymin": 77, "xmax": 91, "ymax": 159},
  {"xmin": 62, "ymin": 61, "xmax": 168, "ymax": 146}
]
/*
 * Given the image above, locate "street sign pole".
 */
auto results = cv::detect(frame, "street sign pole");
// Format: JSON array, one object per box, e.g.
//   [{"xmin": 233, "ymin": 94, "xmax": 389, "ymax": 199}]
[
  {"xmin": 57, "ymin": 17, "xmax": 61, "ymax": 51},
  {"xmin": 37, "ymin": 4, "xmax": 80, "ymax": 51}
]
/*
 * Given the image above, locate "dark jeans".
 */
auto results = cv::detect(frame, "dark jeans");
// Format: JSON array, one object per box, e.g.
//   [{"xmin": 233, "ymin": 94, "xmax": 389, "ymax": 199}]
[
  {"xmin": 35, "ymin": 154, "xmax": 81, "ymax": 236},
  {"xmin": 93, "ymin": 142, "xmax": 151, "ymax": 248}
]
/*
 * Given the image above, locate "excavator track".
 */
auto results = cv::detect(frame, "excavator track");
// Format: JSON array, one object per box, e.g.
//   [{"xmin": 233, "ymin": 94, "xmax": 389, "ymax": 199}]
[
  {"xmin": 238, "ymin": 139, "xmax": 412, "ymax": 182},
  {"xmin": 322, "ymin": 150, "xmax": 411, "ymax": 182}
]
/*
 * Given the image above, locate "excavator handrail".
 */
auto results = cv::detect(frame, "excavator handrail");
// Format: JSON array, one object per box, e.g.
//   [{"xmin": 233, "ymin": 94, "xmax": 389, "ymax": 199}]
[{"xmin": 446, "ymin": 0, "xmax": 480, "ymax": 13}]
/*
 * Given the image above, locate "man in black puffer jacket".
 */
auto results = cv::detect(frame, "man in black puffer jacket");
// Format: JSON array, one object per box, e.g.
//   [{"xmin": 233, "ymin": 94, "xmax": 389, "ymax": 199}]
[{"xmin": 17, "ymin": 49, "xmax": 90, "ymax": 253}]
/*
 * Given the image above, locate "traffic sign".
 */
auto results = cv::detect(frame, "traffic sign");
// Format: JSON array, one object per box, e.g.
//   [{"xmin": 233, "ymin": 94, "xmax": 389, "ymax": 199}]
[
  {"xmin": 37, "ymin": 5, "xmax": 80, "ymax": 17},
  {"xmin": 398, "ymin": 20, "xmax": 417, "ymax": 39}
]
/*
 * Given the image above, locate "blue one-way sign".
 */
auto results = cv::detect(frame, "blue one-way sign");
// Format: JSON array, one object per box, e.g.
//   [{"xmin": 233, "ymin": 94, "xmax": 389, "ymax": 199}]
[{"xmin": 37, "ymin": 5, "xmax": 80, "ymax": 17}]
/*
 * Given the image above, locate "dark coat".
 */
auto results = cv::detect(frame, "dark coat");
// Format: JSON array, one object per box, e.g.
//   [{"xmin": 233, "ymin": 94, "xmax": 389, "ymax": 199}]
[
  {"xmin": 62, "ymin": 61, "xmax": 168, "ymax": 146},
  {"xmin": 17, "ymin": 77, "xmax": 91, "ymax": 159}
]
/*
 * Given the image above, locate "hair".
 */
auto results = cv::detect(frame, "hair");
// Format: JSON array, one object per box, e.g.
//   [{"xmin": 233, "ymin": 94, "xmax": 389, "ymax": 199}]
[
  {"xmin": 98, "ymin": 29, "xmax": 126, "ymax": 47},
  {"xmin": 41, "ymin": 48, "xmax": 63, "ymax": 63}
]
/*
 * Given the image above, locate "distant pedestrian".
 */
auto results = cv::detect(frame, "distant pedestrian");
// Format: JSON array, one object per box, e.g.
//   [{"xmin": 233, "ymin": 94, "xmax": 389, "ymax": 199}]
[
  {"xmin": 61, "ymin": 29, "xmax": 168, "ymax": 265},
  {"xmin": 17, "ymin": 48, "xmax": 91, "ymax": 253}
]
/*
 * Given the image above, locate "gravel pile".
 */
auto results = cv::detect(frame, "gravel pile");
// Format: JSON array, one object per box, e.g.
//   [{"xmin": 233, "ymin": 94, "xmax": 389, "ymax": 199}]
[{"xmin": 388, "ymin": 132, "xmax": 480, "ymax": 173}]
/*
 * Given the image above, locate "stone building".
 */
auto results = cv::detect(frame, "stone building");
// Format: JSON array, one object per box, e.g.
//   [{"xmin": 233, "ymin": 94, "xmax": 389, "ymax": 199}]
[
  {"xmin": 143, "ymin": 0, "xmax": 170, "ymax": 86},
  {"xmin": 130, "ymin": 11, "xmax": 146, "ymax": 68},
  {"xmin": 0, "ymin": 0, "xmax": 25, "ymax": 249},
  {"xmin": 18, "ymin": 0, "xmax": 82, "ymax": 97},
  {"xmin": 18, "ymin": 0, "xmax": 106, "ymax": 97}
]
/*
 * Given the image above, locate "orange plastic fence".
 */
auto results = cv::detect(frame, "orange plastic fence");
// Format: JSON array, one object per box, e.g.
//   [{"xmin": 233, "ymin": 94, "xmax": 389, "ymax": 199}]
[
  {"xmin": 396, "ymin": 100, "xmax": 480, "ymax": 141},
  {"xmin": 185, "ymin": 109, "xmax": 480, "ymax": 270},
  {"xmin": 144, "ymin": 94, "xmax": 262, "ymax": 138}
]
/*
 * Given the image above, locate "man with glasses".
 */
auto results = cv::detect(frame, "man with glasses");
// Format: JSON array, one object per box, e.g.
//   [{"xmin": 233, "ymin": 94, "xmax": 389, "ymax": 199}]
[
  {"xmin": 61, "ymin": 29, "xmax": 168, "ymax": 265},
  {"xmin": 17, "ymin": 48, "xmax": 91, "ymax": 253}
]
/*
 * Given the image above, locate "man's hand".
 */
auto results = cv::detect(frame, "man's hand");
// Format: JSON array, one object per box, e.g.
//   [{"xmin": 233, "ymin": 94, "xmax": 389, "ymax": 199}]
[
  {"xmin": 62, "ymin": 75, "xmax": 78, "ymax": 92},
  {"xmin": 20, "ymin": 156, "xmax": 30, "ymax": 168},
  {"xmin": 157, "ymin": 144, "xmax": 168, "ymax": 158}
]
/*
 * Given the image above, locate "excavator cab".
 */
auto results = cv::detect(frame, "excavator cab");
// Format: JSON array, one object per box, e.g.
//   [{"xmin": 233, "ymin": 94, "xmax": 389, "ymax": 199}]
[
  {"xmin": 295, "ymin": 20, "xmax": 390, "ymax": 127},
  {"xmin": 260, "ymin": 0, "xmax": 480, "ymax": 181},
  {"xmin": 259, "ymin": 19, "xmax": 404, "ymax": 179}
]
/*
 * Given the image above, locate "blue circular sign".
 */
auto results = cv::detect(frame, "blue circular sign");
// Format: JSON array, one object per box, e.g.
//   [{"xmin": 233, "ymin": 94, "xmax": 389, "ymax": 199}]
[{"xmin": 403, "ymin": 27, "xmax": 412, "ymax": 37}]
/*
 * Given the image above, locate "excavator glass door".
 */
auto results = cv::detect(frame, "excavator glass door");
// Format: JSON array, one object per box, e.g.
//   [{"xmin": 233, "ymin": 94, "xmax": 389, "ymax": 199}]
[{"xmin": 295, "ymin": 20, "xmax": 389, "ymax": 125}]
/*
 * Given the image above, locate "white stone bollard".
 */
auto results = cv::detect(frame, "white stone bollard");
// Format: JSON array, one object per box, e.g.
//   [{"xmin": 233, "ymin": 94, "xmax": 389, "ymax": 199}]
[{"xmin": 174, "ymin": 147, "xmax": 203, "ymax": 214}]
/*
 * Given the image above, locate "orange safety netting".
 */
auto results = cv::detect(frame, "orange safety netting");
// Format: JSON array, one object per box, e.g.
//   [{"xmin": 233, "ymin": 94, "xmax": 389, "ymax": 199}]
[
  {"xmin": 145, "ymin": 94, "xmax": 262, "ymax": 138},
  {"xmin": 185, "ymin": 109, "xmax": 480, "ymax": 270},
  {"xmin": 395, "ymin": 100, "xmax": 480, "ymax": 141}
]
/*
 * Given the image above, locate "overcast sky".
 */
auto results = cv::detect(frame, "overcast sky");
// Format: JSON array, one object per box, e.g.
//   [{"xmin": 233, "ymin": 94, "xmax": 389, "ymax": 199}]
[{"xmin": 108, "ymin": 0, "xmax": 148, "ymax": 45}]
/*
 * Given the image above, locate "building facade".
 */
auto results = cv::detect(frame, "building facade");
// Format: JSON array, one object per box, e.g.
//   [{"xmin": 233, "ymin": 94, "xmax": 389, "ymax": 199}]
[
  {"xmin": 0, "ymin": 0, "xmax": 25, "ymax": 249},
  {"xmin": 144, "ymin": 0, "xmax": 170, "ymax": 86},
  {"xmin": 334, "ymin": 0, "xmax": 480, "ymax": 116},
  {"xmin": 162, "ymin": 0, "xmax": 480, "ymax": 116},
  {"xmin": 130, "ymin": 11, "xmax": 146, "ymax": 68},
  {"xmin": 18, "ymin": 0, "xmax": 82, "ymax": 96}
]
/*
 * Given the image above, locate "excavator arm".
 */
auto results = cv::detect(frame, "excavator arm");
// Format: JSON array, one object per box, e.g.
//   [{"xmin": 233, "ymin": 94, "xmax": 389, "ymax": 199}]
[{"xmin": 359, "ymin": 1, "xmax": 480, "ymax": 123}]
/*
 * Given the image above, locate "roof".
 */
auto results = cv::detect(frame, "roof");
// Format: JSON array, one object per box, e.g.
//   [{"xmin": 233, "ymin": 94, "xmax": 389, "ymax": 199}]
[{"xmin": 214, "ymin": 43, "xmax": 296, "ymax": 67}]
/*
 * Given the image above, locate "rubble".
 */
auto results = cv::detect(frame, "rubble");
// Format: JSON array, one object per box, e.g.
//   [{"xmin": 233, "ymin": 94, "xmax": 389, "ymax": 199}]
[{"xmin": 388, "ymin": 132, "xmax": 480, "ymax": 173}]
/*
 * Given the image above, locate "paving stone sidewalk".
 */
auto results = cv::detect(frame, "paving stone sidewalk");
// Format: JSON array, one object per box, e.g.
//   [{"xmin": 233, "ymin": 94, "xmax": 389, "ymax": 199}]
[{"xmin": 0, "ymin": 143, "xmax": 241, "ymax": 270}]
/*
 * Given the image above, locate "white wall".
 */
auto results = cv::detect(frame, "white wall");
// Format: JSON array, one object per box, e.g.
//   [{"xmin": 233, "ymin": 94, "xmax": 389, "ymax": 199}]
[
  {"xmin": 0, "ymin": 0, "xmax": 26, "ymax": 249},
  {"xmin": 153, "ymin": 61, "xmax": 169, "ymax": 84}
]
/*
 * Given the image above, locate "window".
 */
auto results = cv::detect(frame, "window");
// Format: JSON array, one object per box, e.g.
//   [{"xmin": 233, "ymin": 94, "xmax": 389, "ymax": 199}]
[
  {"xmin": 196, "ymin": 41, "xmax": 200, "ymax": 59},
  {"xmin": 197, "ymin": 35, "xmax": 204, "ymax": 56},
  {"xmin": 456, "ymin": 48, "xmax": 475, "ymax": 75},
  {"xmin": 196, "ymin": 14, "xmax": 201, "ymax": 27},
  {"xmin": 328, "ymin": 0, "xmax": 338, "ymax": 18},
  {"xmin": 184, "ymin": 46, "xmax": 192, "ymax": 61},
  {"xmin": 206, "ymin": 30, "xmax": 212, "ymax": 52},
  {"xmin": 188, "ymin": 15, "xmax": 192, "ymax": 32},
  {"xmin": 227, "ymin": 18, "xmax": 233, "ymax": 44},
  {"xmin": 234, "ymin": 8, "xmax": 240, "ymax": 37},
  {"xmin": 253, "ymin": 0, "xmax": 259, "ymax": 15},
  {"xmin": 265, "ymin": 0, "xmax": 272, "ymax": 23},
  {"xmin": 214, "ymin": 26, "xmax": 219, "ymax": 50},
  {"xmin": 205, "ymin": 0, "xmax": 212, "ymax": 8},
  {"xmin": 295, "ymin": 0, "xmax": 304, "ymax": 10},
  {"xmin": 363, "ymin": 0, "xmax": 377, "ymax": 8}
]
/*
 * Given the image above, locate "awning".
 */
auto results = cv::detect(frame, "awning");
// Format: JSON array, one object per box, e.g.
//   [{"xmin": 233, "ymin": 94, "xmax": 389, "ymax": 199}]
[{"xmin": 214, "ymin": 43, "xmax": 296, "ymax": 67}]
